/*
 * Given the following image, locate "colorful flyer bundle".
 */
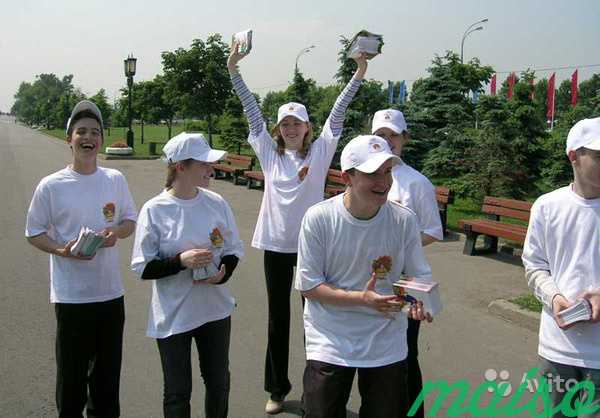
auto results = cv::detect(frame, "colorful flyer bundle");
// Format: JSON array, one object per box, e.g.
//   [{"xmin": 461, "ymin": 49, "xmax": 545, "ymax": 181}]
[
  {"xmin": 392, "ymin": 279, "xmax": 443, "ymax": 316},
  {"xmin": 71, "ymin": 226, "xmax": 107, "ymax": 257},
  {"xmin": 232, "ymin": 29, "xmax": 253, "ymax": 55},
  {"xmin": 346, "ymin": 30, "xmax": 384, "ymax": 60},
  {"xmin": 557, "ymin": 299, "xmax": 592, "ymax": 326}
]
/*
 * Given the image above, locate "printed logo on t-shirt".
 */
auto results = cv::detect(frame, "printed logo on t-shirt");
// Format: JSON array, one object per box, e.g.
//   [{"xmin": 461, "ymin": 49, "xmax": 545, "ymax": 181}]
[
  {"xmin": 298, "ymin": 166, "xmax": 309, "ymax": 181},
  {"xmin": 372, "ymin": 255, "xmax": 392, "ymax": 279},
  {"xmin": 102, "ymin": 202, "xmax": 116, "ymax": 223},
  {"xmin": 210, "ymin": 227, "xmax": 224, "ymax": 248}
]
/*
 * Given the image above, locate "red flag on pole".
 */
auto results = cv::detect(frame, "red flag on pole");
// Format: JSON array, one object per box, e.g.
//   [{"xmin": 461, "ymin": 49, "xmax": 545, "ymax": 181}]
[
  {"xmin": 507, "ymin": 73, "xmax": 515, "ymax": 99},
  {"xmin": 571, "ymin": 69, "xmax": 578, "ymax": 107},
  {"xmin": 490, "ymin": 74, "xmax": 497, "ymax": 95},
  {"xmin": 547, "ymin": 73, "xmax": 556, "ymax": 120}
]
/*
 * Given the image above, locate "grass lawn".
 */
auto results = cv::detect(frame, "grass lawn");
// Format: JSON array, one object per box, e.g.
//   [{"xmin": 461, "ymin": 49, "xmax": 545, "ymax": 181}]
[{"xmin": 510, "ymin": 294, "xmax": 543, "ymax": 313}]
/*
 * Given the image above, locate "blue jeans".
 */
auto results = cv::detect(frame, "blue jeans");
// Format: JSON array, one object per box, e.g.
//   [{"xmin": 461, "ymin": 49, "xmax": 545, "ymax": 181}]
[
  {"xmin": 540, "ymin": 357, "xmax": 600, "ymax": 418},
  {"xmin": 156, "ymin": 317, "xmax": 231, "ymax": 418}
]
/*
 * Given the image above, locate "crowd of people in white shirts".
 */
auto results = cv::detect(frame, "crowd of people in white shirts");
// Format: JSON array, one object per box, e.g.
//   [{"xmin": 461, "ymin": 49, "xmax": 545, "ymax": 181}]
[{"xmin": 25, "ymin": 39, "xmax": 600, "ymax": 418}]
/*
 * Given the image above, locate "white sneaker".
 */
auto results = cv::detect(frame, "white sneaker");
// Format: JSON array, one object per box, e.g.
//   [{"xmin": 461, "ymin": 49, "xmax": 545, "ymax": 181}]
[{"xmin": 265, "ymin": 397, "xmax": 284, "ymax": 415}]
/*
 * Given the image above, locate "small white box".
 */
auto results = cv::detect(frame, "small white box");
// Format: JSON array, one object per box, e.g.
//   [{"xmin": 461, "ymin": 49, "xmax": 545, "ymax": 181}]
[
  {"xmin": 346, "ymin": 31, "xmax": 383, "ymax": 60},
  {"xmin": 393, "ymin": 280, "xmax": 443, "ymax": 316},
  {"xmin": 232, "ymin": 29, "xmax": 253, "ymax": 55}
]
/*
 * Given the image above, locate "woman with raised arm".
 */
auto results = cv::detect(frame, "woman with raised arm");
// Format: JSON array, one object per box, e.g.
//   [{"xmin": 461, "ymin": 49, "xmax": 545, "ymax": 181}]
[{"xmin": 227, "ymin": 39, "xmax": 370, "ymax": 415}]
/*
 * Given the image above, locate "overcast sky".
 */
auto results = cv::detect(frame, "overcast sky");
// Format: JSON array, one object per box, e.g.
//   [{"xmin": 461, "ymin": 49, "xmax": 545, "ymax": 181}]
[{"xmin": 2, "ymin": 0, "xmax": 599, "ymax": 112}]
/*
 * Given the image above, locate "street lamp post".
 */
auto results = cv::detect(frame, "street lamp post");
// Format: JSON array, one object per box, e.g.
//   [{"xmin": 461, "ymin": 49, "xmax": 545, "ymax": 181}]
[
  {"xmin": 123, "ymin": 55, "xmax": 137, "ymax": 149},
  {"xmin": 295, "ymin": 45, "xmax": 316, "ymax": 74},
  {"xmin": 460, "ymin": 18, "xmax": 488, "ymax": 63}
]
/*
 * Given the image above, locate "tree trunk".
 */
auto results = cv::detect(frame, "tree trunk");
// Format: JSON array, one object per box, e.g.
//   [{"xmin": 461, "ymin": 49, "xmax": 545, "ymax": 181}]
[
  {"xmin": 167, "ymin": 118, "xmax": 172, "ymax": 140},
  {"xmin": 141, "ymin": 119, "xmax": 145, "ymax": 144}
]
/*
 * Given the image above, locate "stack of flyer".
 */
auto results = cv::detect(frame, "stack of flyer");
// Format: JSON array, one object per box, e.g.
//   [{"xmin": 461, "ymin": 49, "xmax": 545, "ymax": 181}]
[
  {"xmin": 193, "ymin": 263, "xmax": 219, "ymax": 281},
  {"xmin": 232, "ymin": 29, "xmax": 253, "ymax": 55},
  {"xmin": 557, "ymin": 299, "xmax": 592, "ymax": 326},
  {"xmin": 393, "ymin": 279, "xmax": 443, "ymax": 316},
  {"xmin": 346, "ymin": 30, "xmax": 384, "ymax": 60},
  {"xmin": 71, "ymin": 226, "xmax": 107, "ymax": 257}
]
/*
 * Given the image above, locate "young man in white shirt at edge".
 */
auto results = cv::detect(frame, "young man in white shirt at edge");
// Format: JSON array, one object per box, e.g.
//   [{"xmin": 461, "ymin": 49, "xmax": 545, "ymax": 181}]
[
  {"xmin": 295, "ymin": 135, "xmax": 433, "ymax": 418},
  {"xmin": 371, "ymin": 108, "xmax": 443, "ymax": 418},
  {"xmin": 25, "ymin": 100, "xmax": 137, "ymax": 417},
  {"xmin": 522, "ymin": 117, "xmax": 600, "ymax": 418}
]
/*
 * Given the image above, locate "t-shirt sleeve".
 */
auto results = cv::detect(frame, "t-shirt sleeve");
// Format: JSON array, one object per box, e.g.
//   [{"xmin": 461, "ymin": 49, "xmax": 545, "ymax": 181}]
[
  {"xmin": 25, "ymin": 180, "xmax": 51, "ymax": 238},
  {"xmin": 401, "ymin": 213, "xmax": 433, "ymax": 283},
  {"xmin": 409, "ymin": 180, "xmax": 443, "ymax": 241},
  {"xmin": 522, "ymin": 200, "xmax": 550, "ymax": 272},
  {"xmin": 247, "ymin": 129, "xmax": 277, "ymax": 174},
  {"xmin": 221, "ymin": 200, "xmax": 244, "ymax": 259},
  {"xmin": 295, "ymin": 209, "xmax": 327, "ymax": 292},
  {"xmin": 130, "ymin": 205, "xmax": 159, "ymax": 276},
  {"xmin": 117, "ymin": 174, "xmax": 137, "ymax": 223}
]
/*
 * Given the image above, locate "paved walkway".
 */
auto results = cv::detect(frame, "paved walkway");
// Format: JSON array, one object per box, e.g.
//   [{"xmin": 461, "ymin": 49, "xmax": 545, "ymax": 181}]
[{"xmin": 1, "ymin": 118, "xmax": 540, "ymax": 417}]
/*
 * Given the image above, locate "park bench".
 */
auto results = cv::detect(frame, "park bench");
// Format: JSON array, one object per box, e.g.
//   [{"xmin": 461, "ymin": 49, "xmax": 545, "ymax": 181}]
[
  {"xmin": 148, "ymin": 141, "xmax": 166, "ymax": 155},
  {"xmin": 213, "ymin": 154, "xmax": 254, "ymax": 185},
  {"xmin": 436, "ymin": 186, "xmax": 455, "ymax": 237},
  {"xmin": 243, "ymin": 170, "xmax": 265, "ymax": 189},
  {"xmin": 324, "ymin": 169, "xmax": 345, "ymax": 197},
  {"xmin": 458, "ymin": 196, "xmax": 532, "ymax": 256}
]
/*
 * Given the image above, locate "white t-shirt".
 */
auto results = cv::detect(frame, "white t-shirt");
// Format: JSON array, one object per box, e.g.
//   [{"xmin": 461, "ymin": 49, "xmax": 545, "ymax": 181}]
[
  {"xmin": 295, "ymin": 194, "xmax": 432, "ymax": 367},
  {"xmin": 522, "ymin": 186, "xmax": 600, "ymax": 369},
  {"xmin": 131, "ymin": 188, "xmax": 244, "ymax": 339},
  {"xmin": 249, "ymin": 121, "xmax": 339, "ymax": 253},
  {"xmin": 387, "ymin": 161, "xmax": 443, "ymax": 241},
  {"xmin": 25, "ymin": 166, "xmax": 137, "ymax": 303}
]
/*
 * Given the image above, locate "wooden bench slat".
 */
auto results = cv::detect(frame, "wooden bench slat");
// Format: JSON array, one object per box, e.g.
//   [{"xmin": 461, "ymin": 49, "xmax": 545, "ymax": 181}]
[
  {"xmin": 459, "ymin": 218, "xmax": 527, "ymax": 233},
  {"xmin": 460, "ymin": 220, "xmax": 527, "ymax": 242},
  {"xmin": 483, "ymin": 197, "xmax": 532, "ymax": 212},
  {"xmin": 244, "ymin": 171, "xmax": 264, "ymax": 180},
  {"xmin": 482, "ymin": 205, "xmax": 531, "ymax": 222}
]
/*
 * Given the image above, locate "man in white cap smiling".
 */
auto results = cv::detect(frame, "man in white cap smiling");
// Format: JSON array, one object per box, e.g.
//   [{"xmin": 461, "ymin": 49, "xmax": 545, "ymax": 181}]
[
  {"xmin": 522, "ymin": 117, "xmax": 600, "ymax": 417},
  {"xmin": 295, "ymin": 135, "xmax": 433, "ymax": 418},
  {"xmin": 25, "ymin": 100, "xmax": 137, "ymax": 417},
  {"xmin": 371, "ymin": 108, "xmax": 443, "ymax": 418}
]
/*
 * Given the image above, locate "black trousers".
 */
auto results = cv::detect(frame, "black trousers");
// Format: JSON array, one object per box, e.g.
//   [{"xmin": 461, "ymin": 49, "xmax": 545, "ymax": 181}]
[
  {"xmin": 303, "ymin": 359, "xmax": 408, "ymax": 418},
  {"xmin": 55, "ymin": 296, "xmax": 125, "ymax": 418},
  {"xmin": 406, "ymin": 318, "xmax": 424, "ymax": 418},
  {"xmin": 263, "ymin": 250, "xmax": 298, "ymax": 399},
  {"xmin": 156, "ymin": 316, "xmax": 231, "ymax": 418}
]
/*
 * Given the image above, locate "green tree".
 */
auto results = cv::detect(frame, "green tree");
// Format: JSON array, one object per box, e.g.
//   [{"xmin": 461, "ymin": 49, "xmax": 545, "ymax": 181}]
[
  {"xmin": 11, "ymin": 73, "xmax": 78, "ymax": 129},
  {"xmin": 89, "ymin": 89, "xmax": 112, "ymax": 127},
  {"xmin": 161, "ymin": 34, "xmax": 231, "ymax": 145},
  {"xmin": 219, "ymin": 94, "xmax": 249, "ymax": 153},
  {"xmin": 408, "ymin": 52, "xmax": 493, "ymax": 170}
]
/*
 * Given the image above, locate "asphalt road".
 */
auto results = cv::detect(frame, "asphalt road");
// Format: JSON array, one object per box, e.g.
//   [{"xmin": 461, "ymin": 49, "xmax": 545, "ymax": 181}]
[{"xmin": 1, "ymin": 117, "xmax": 540, "ymax": 417}]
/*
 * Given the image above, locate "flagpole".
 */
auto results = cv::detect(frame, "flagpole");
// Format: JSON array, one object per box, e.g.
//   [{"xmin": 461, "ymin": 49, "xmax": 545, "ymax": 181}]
[{"xmin": 550, "ymin": 87, "xmax": 555, "ymax": 131}]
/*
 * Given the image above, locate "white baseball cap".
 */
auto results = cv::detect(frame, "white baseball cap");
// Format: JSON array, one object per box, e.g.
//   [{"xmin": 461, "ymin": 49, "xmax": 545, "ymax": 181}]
[
  {"xmin": 66, "ymin": 100, "xmax": 104, "ymax": 134},
  {"xmin": 566, "ymin": 117, "xmax": 600, "ymax": 155},
  {"xmin": 371, "ymin": 109, "xmax": 407, "ymax": 135},
  {"xmin": 277, "ymin": 102, "xmax": 309, "ymax": 124},
  {"xmin": 341, "ymin": 135, "xmax": 400, "ymax": 173},
  {"xmin": 162, "ymin": 132, "xmax": 227, "ymax": 163}
]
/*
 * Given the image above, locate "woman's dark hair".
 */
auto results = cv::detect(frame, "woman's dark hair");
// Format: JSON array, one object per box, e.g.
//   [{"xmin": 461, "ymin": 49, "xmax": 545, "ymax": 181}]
[
  {"xmin": 66, "ymin": 110, "xmax": 103, "ymax": 137},
  {"xmin": 165, "ymin": 159, "xmax": 194, "ymax": 189}
]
